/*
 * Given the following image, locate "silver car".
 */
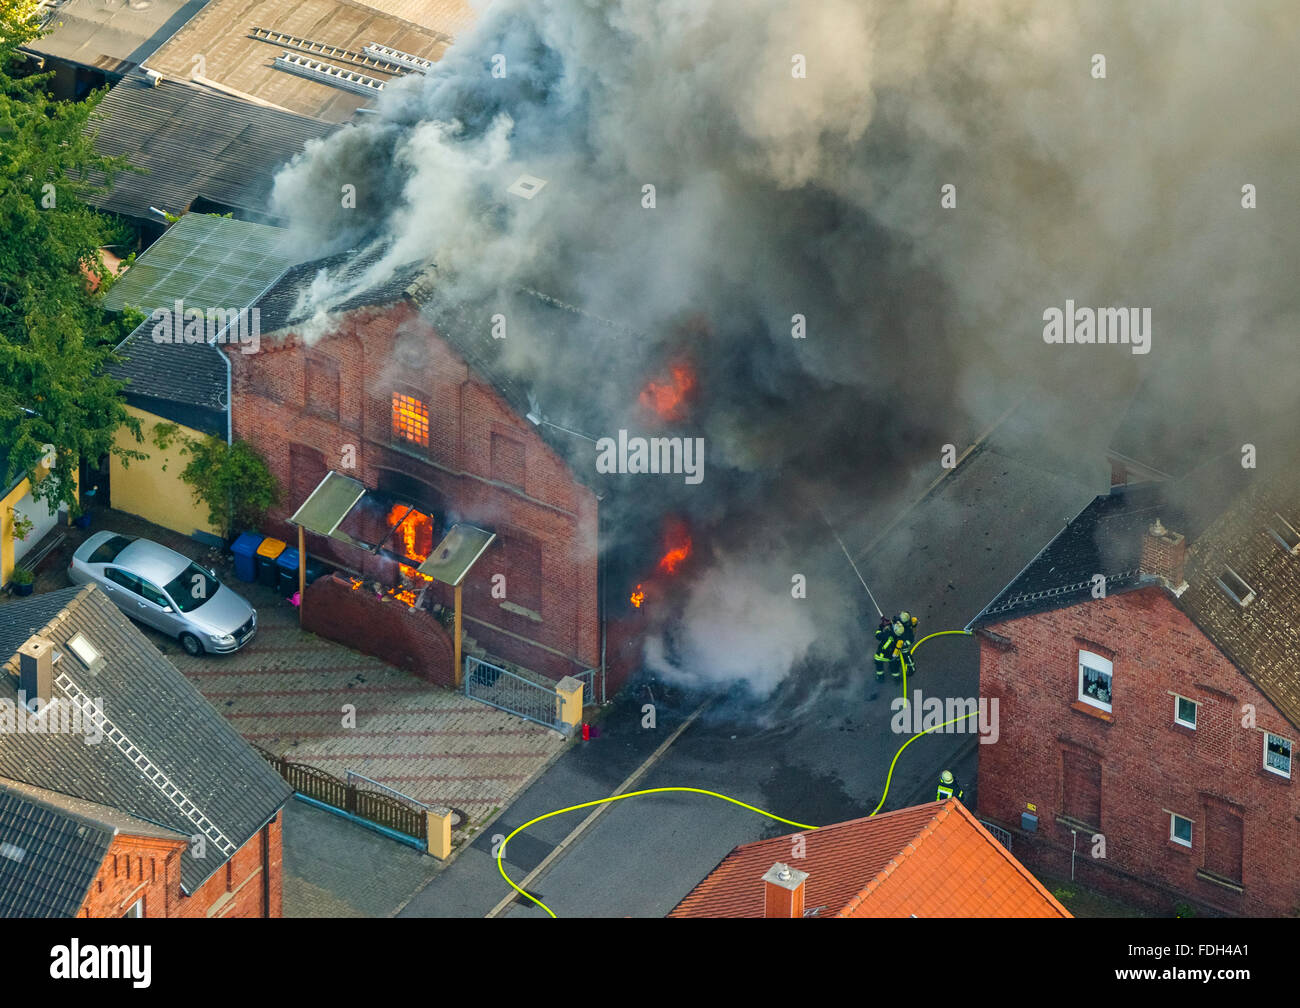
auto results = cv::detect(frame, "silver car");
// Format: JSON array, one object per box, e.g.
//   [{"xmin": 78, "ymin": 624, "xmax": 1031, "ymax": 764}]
[{"xmin": 69, "ymin": 531, "xmax": 257, "ymax": 656}]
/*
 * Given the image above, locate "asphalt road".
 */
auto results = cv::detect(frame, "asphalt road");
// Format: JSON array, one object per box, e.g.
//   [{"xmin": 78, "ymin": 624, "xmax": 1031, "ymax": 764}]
[{"xmin": 405, "ymin": 384, "xmax": 1131, "ymax": 917}]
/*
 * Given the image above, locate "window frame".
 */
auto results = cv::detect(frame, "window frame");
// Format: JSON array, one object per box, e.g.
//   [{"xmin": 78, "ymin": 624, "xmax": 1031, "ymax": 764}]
[
  {"xmin": 1170, "ymin": 813, "xmax": 1193, "ymax": 848},
  {"xmin": 104, "ymin": 567, "xmax": 143, "ymax": 597},
  {"xmin": 391, "ymin": 390, "xmax": 430, "ymax": 449},
  {"xmin": 1077, "ymin": 650, "xmax": 1114, "ymax": 712},
  {"xmin": 1264, "ymin": 732, "xmax": 1293, "ymax": 779},
  {"xmin": 1174, "ymin": 694, "xmax": 1198, "ymax": 729}
]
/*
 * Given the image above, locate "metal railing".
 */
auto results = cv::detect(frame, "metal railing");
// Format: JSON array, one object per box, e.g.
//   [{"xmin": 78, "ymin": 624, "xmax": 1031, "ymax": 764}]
[{"xmin": 464, "ymin": 655, "xmax": 564, "ymax": 731}]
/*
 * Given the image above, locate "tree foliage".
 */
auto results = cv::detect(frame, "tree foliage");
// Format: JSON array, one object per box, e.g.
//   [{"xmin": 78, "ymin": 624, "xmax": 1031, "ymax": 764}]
[
  {"xmin": 178, "ymin": 436, "xmax": 281, "ymax": 539},
  {"xmin": 0, "ymin": 3, "xmax": 143, "ymax": 512}
]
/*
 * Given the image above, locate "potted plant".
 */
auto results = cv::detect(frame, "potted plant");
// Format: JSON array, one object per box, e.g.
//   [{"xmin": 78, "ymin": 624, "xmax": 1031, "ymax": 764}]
[
  {"xmin": 10, "ymin": 566, "xmax": 35, "ymax": 596},
  {"xmin": 9, "ymin": 509, "xmax": 34, "ymax": 542}
]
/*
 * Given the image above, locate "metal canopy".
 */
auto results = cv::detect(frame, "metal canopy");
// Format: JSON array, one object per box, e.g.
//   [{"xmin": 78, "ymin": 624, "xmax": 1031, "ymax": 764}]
[
  {"xmin": 288, "ymin": 471, "xmax": 367, "ymax": 544},
  {"xmin": 418, "ymin": 524, "xmax": 496, "ymax": 586}
]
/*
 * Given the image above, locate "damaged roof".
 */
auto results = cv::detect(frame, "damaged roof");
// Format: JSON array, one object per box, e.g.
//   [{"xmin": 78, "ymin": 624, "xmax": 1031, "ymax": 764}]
[
  {"xmin": 669, "ymin": 800, "xmax": 1069, "ymax": 918},
  {"xmin": 0, "ymin": 585, "xmax": 291, "ymax": 896}
]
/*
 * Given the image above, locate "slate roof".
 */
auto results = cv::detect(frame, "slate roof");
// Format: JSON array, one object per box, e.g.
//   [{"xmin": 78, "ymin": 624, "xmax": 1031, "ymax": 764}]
[
  {"xmin": 669, "ymin": 800, "xmax": 1069, "ymax": 918},
  {"xmin": 0, "ymin": 782, "xmax": 112, "ymax": 918},
  {"xmin": 1177, "ymin": 474, "xmax": 1300, "ymax": 731},
  {"xmin": 251, "ymin": 245, "xmax": 430, "ymax": 335},
  {"xmin": 108, "ymin": 324, "xmax": 228, "ymax": 416},
  {"xmin": 0, "ymin": 778, "xmax": 187, "ymax": 918},
  {"xmin": 0, "ymin": 585, "xmax": 292, "ymax": 895},
  {"xmin": 84, "ymin": 72, "xmax": 337, "ymax": 222},
  {"xmin": 21, "ymin": 0, "xmax": 207, "ymax": 75},
  {"xmin": 101, "ymin": 213, "xmax": 296, "ymax": 314}
]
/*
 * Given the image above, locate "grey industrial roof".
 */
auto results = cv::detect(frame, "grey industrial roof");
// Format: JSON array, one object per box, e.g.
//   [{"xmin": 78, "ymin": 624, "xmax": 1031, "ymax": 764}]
[
  {"xmin": 84, "ymin": 72, "xmax": 337, "ymax": 222},
  {"xmin": 0, "ymin": 777, "xmax": 187, "ymax": 918},
  {"xmin": 101, "ymin": 213, "xmax": 296, "ymax": 313},
  {"xmin": 21, "ymin": 0, "xmax": 207, "ymax": 74},
  {"xmin": 142, "ymin": 0, "xmax": 462, "ymax": 124},
  {"xmin": 0, "ymin": 585, "xmax": 291, "ymax": 895}
]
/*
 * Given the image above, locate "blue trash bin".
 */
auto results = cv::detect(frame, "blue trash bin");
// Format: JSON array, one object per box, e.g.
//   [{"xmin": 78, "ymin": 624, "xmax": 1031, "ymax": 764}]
[{"xmin": 231, "ymin": 532, "xmax": 263, "ymax": 583}]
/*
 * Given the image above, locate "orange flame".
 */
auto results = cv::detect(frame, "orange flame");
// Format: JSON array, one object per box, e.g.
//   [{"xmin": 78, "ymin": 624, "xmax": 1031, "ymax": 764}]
[
  {"xmin": 658, "ymin": 540, "xmax": 691, "ymax": 574},
  {"xmin": 639, "ymin": 362, "xmax": 696, "ymax": 421},
  {"xmin": 630, "ymin": 585, "xmax": 645, "ymax": 608}
]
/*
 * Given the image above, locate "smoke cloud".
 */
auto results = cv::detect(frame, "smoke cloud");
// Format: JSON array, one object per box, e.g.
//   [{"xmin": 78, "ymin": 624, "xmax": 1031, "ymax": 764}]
[{"xmin": 270, "ymin": 0, "xmax": 1300, "ymax": 696}]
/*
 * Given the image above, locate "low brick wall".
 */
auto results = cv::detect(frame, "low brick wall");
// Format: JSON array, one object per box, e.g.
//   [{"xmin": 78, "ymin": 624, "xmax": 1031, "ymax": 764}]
[{"xmin": 302, "ymin": 574, "xmax": 455, "ymax": 686}]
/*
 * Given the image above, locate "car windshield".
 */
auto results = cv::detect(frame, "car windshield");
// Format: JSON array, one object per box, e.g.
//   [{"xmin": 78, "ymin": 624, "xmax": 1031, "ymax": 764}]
[
  {"xmin": 88, "ymin": 535, "xmax": 134, "ymax": 565},
  {"xmin": 163, "ymin": 564, "xmax": 220, "ymax": 613}
]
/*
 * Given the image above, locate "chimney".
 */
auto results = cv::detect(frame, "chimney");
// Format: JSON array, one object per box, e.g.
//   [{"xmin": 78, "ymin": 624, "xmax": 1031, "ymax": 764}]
[
  {"xmin": 761, "ymin": 862, "xmax": 808, "ymax": 919},
  {"xmin": 18, "ymin": 636, "xmax": 54, "ymax": 708},
  {"xmin": 1140, "ymin": 517, "xmax": 1186, "ymax": 588}
]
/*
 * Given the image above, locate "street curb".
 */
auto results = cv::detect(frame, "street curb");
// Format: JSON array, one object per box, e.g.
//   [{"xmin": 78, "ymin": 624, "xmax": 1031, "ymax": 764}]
[
  {"xmin": 486, "ymin": 697, "xmax": 712, "ymax": 917},
  {"xmin": 388, "ymin": 729, "xmax": 576, "ymax": 918}
]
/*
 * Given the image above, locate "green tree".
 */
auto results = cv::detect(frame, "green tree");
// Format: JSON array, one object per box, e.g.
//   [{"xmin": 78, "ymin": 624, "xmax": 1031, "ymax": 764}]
[
  {"xmin": 0, "ymin": 3, "xmax": 143, "ymax": 512},
  {"xmin": 179, "ymin": 436, "xmax": 281, "ymax": 539}
]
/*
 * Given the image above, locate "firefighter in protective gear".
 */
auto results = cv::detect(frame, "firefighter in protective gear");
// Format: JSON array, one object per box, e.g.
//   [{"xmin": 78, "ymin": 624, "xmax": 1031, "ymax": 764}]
[
  {"xmin": 873, "ymin": 616, "xmax": 894, "ymax": 680},
  {"xmin": 936, "ymin": 769, "xmax": 964, "ymax": 802},
  {"xmin": 891, "ymin": 612, "xmax": 918, "ymax": 680}
]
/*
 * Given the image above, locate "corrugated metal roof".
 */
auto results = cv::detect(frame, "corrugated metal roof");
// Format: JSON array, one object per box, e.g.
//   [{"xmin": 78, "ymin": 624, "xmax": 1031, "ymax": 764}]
[
  {"xmin": 84, "ymin": 73, "xmax": 337, "ymax": 222},
  {"xmin": 102, "ymin": 213, "xmax": 296, "ymax": 313}
]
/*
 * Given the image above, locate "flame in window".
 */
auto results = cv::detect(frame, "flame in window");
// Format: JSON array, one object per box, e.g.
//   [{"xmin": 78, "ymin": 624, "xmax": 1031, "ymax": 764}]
[{"xmin": 392, "ymin": 392, "xmax": 429, "ymax": 447}]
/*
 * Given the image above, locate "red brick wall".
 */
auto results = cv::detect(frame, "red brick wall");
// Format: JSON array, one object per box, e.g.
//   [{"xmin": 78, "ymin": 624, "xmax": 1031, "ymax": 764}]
[
  {"xmin": 226, "ymin": 302, "xmax": 600, "ymax": 682},
  {"xmin": 303, "ymin": 573, "xmax": 456, "ymax": 685},
  {"xmin": 174, "ymin": 817, "xmax": 283, "ymax": 918},
  {"xmin": 977, "ymin": 585, "xmax": 1300, "ymax": 916},
  {"xmin": 77, "ymin": 834, "xmax": 186, "ymax": 918}
]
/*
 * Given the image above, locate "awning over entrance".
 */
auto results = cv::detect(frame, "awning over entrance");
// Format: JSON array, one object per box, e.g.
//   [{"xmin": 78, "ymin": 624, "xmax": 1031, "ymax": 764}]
[
  {"xmin": 418, "ymin": 524, "xmax": 496, "ymax": 586},
  {"xmin": 288, "ymin": 471, "xmax": 367, "ymax": 545}
]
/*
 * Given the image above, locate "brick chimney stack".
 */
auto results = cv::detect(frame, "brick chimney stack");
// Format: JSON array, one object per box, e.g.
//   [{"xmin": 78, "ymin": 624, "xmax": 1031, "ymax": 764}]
[
  {"xmin": 1140, "ymin": 518, "xmax": 1186, "ymax": 588},
  {"xmin": 762, "ymin": 863, "xmax": 808, "ymax": 918}
]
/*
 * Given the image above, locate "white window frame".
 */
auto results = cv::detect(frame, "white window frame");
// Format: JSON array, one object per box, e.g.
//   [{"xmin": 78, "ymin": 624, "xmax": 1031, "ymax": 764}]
[
  {"xmin": 1264, "ymin": 733, "xmax": 1292, "ymax": 779},
  {"xmin": 1078, "ymin": 651, "xmax": 1113, "ymax": 712},
  {"xmin": 123, "ymin": 897, "xmax": 144, "ymax": 918},
  {"xmin": 1170, "ymin": 813, "xmax": 1193, "ymax": 848},
  {"xmin": 1174, "ymin": 695, "xmax": 1197, "ymax": 729}
]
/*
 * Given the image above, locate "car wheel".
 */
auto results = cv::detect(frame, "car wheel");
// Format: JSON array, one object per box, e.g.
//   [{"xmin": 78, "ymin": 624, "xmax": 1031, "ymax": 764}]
[{"xmin": 179, "ymin": 633, "xmax": 204, "ymax": 657}]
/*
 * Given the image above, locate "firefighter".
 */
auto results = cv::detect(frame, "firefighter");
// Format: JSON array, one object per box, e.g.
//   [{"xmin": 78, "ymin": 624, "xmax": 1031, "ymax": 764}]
[
  {"xmin": 936, "ymin": 769, "xmax": 964, "ymax": 802},
  {"xmin": 892, "ymin": 611, "xmax": 919, "ymax": 679},
  {"xmin": 873, "ymin": 616, "xmax": 895, "ymax": 681}
]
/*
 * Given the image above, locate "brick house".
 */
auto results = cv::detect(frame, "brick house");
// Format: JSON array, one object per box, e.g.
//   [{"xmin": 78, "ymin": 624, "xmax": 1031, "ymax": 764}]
[
  {"xmin": 0, "ymin": 586, "xmax": 291, "ymax": 918},
  {"xmin": 968, "ymin": 476, "xmax": 1300, "ymax": 916},
  {"xmin": 670, "ymin": 799, "xmax": 1069, "ymax": 918},
  {"xmin": 223, "ymin": 252, "xmax": 602, "ymax": 689}
]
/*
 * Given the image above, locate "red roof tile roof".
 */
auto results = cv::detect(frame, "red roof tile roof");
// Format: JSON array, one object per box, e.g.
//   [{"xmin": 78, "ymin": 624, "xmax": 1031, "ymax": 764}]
[{"xmin": 669, "ymin": 800, "xmax": 1070, "ymax": 918}]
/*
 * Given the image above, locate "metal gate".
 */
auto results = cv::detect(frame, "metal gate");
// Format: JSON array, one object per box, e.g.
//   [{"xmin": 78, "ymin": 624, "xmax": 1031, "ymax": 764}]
[{"xmin": 464, "ymin": 655, "xmax": 563, "ymax": 730}]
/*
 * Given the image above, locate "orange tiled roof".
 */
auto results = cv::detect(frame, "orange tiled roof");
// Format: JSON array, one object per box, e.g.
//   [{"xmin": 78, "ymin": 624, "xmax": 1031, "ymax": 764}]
[{"xmin": 669, "ymin": 800, "xmax": 1070, "ymax": 918}]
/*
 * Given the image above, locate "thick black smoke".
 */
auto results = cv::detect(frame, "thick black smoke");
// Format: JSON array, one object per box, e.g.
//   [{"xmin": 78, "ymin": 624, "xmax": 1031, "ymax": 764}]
[{"xmin": 271, "ymin": 0, "xmax": 1300, "ymax": 695}]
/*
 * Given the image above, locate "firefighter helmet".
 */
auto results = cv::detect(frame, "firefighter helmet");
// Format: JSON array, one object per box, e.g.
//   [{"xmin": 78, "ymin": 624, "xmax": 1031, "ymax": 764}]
[
  {"xmin": 940, "ymin": 770, "xmax": 954, "ymax": 785},
  {"xmin": 892, "ymin": 621, "xmax": 904, "ymax": 636},
  {"xmin": 900, "ymin": 611, "xmax": 911, "ymax": 623}
]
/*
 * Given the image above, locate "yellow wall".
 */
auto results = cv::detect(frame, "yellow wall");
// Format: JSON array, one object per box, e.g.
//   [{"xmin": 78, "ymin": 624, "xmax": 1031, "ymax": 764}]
[
  {"xmin": 1, "ymin": 478, "xmax": 32, "ymax": 586},
  {"xmin": 111, "ymin": 406, "xmax": 221, "ymax": 538}
]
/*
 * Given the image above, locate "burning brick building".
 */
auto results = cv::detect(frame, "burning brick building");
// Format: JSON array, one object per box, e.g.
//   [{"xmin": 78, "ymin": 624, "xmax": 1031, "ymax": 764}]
[{"xmin": 224, "ymin": 251, "xmax": 608, "ymax": 689}]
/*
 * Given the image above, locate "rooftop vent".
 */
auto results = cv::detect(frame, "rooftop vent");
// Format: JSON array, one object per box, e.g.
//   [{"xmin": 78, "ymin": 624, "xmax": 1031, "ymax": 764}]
[
  {"xmin": 1216, "ymin": 567, "xmax": 1254, "ymax": 607},
  {"xmin": 363, "ymin": 43, "xmax": 433, "ymax": 72},
  {"xmin": 273, "ymin": 52, "xmax": 385, "ymax": 96},
  {"xmin": 1268, "ymin": 513, "xmax": 1300, "ymax": 554}
]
